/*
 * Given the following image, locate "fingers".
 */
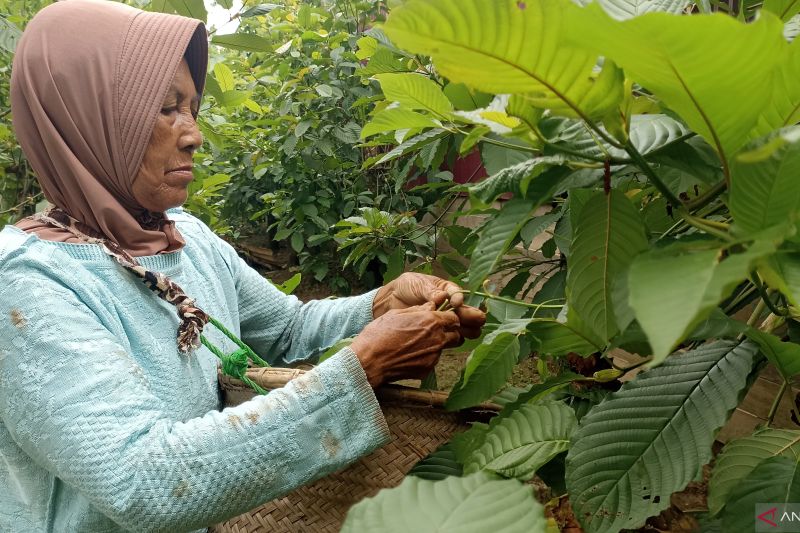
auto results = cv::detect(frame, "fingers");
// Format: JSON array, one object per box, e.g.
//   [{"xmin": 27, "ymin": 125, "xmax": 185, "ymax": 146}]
[
  {"xmin": 454, "ymin": 305, "xmax": 486, "ymax": 328},
  {"xmin": 460, "ymin": 326, "xmax": 483, "ymax": 340},
  {"xmin": 444, "ymin": 329, "xmax": 464, "ymax": 348}
]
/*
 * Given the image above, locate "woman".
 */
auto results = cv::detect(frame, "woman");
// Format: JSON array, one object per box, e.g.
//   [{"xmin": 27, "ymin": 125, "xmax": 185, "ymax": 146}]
[{"xmin": 0, "ymin": 0, "xmax": 484, "ymax": 531}]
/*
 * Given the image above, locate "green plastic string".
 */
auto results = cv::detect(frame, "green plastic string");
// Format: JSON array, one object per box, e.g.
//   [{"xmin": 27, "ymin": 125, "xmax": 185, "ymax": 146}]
[{"xmin": 201, "ymin": 316, "xmax": 270, "ymax": 395}]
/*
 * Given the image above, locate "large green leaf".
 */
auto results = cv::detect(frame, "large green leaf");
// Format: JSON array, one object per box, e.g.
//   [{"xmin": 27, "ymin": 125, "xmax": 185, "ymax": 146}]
[
  {"xmin": 764, "ymin": 0, "xmax": 800, "ymax": 20},
  {"xmin": 751, "ymin": 40, "xmax": 800, "ymax": 138},
  {"xmin": 708, "ymin": 428, "xmax": 800, "ymax": 515},
  {"xmin": 360, "ymin": 108, "xmax": 439, "ymax": 139},
  {"xmin": 341, "ymin": 472, "xmax": 547, "ymax": 533},
  {"xmin": 211, "ymin": 33, "xmax": 273, "ymax": 52},
  {"xmin": 468, "ymin": 199, "xmax": 536, "ymax": 291},
  {"xmin": 408, "ymin": 443, "xmax": 464, "ymax": 481},
  {"xmin": 629, "ymin": 241, "xmax": 775, "ymax": 364},
  {"xmin": 722, "ymin": 456, "xmax": 800, "ymax": 531},
  {"xmin": 569, "ymin": 5, "xmax": 786, "ymax": 172},
  {"xmin": 595, "ymin": 0, "xmax": 691, "ymax": 19},
  {"xmin": 446, "ymin": 333, "xmax": 520, "ymax": 411},
  {"xmin": 567, "ymin": 190, "xmax": 648, "ymax": 343},
  {"xmin": 375, "ymin": 73, "xmax": 453, "ymax": 118},
  {"xmin": 465, "ymin": 402, "xmax": 577, "ymax": 479},
  {"xmin": 746, "ymin": 329, "xmax": 800, "ymax": 379},
  {"xmin": 382, "ymin": 0, "xmax": 624, "ymax": 119},
  {"xmin": 167, "ymin": 0, "xmax": 207, "ymax": 21},
  {"xmin": 528, "ymin": 319, "xmax": 603, "ymax": 356},
  {"xmin": 730, "ymin": 128, "xmax": 800, "ymax": 234},
  {"xmin": 566, "ymin": 341, "xmax": 759, "ymax": 533},
  {"xmin": 545, "ymin": 114, "xmax": 688, "ymax": 162}
]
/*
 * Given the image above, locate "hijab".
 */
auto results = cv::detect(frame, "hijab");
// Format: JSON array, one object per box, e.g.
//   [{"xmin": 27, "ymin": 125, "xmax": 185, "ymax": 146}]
[{"xmin": 11, "ymin": 0, "xmax": 208, "ymax": 256}]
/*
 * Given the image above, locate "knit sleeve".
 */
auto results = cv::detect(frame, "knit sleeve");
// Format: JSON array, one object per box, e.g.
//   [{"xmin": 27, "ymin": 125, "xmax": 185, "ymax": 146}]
[
  {"xmin": 0, "ymin": 278, "xmax": 390, "ymax": 532},
  {"xmin": 205, "ymin": 227, "xmax": 378, "ymax": 365}
]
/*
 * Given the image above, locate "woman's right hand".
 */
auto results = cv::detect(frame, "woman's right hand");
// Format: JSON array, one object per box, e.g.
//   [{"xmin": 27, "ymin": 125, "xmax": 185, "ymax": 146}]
[{"xmin": 350, "ymin": 302, "xmax": 463, "ymax": 387}]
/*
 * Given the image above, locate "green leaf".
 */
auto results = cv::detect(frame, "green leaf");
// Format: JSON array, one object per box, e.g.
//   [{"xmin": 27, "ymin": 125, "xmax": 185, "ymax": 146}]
[
  {"xmin": 566, "ymin": 341, "xmax": 759, "ymax": 533},
  {"xmin": 751, "ymin": 39, "xmax": 800, "ymax": 137},
  {"xmin": 167, "ymin": 0, "xmax": 207, "ymax": 21},
  {"xmin": 382, "ymin": 0, "xmax": 624, "ymax": 119},
  {"xmin": 730, "ymin": 128, "xmax": 800, "ymax": 234},
  {"xmin": 0, "ymin": 16, "xmax": 22, "ymax": 54},
  {"xmin": 469, "ymin": 157, "xmax": 566, "ymax": 205},
  {"xmin": 375, "ymin": 73, "xmax": 453, "ymax": 117},
  {"xmin": 212, "ymin": 33, "xmax": 273, "ymax": 52},
  {"xmin": 596, "ymin": 0, "xmax": 691, "ymax": 19},
  {"xmin": 460, "ymin": 125, "xmax": 492, "ymax": 155},
  {"xmin": 360, "ymin": 108, "xmax": 439, "ymax": 138},
  {"xmin": 213, "ymin": 63, "xmax": 235, "ymax": 93},
  {"xmin": 465, "ymin": 402, "xmax": 577, "ymax": 480},
  {"xmin": 708, "ymin": 428, "xmax": 800, "ymax": 515},
  {"xmin": 273, "ymin": 273, "xmax": 302, "ymax": 295},
  {"xmin": 365, "ymin": 129, "xmax": 449, "ymax": 168},
  {"xmin": 480, "ymin": 139, "xmax": 536, "ymax": 175},
  {"xmin": 216, "ymin": 0, "xmax": 233, "ymax": 9},
  {"xmin": 722, "ymin": 456, "xmax": 800, "ymax": 531},
  {"xmin": 290, "ymin": 232, "xmax": 304, "ymax": 253},
  {"xmin": 745, "ymin": 329, "xmax": 800, "ymax": 380},
  {"xmin": 446, "ymin": 333, "xmax": 520, "ymax": 411},
  {"xmin": 760, "ymin": 251, "xmax": 800, "ymax": 305},
  {"xmin": 383, "ymin": 246, "xmax": 405, "ymax": 283},
  {"xmin": 358, "ymin": 47, "xmax": 408, "ymax": 76},
  {"xmin": 217, "ymin": 90, "xmax": 250, "ymax": 108},
  {"xmin": 318, "ymin": 337, "xmax": 354, "ymax": 363},
  {"xmin": 521, "ymin": 212, "xmax": 561, "ymax": 249},
  {"xmin": 569, "ymin": 5, "xmax": 786, "ymax": 171},
  {"xmin": 240, "ymin": 4, "xmax": 281, "ymax": 18},
  {"xmin": 468, "ymin": 199, "xmax": 535, "ymax": 291},
  {"xmin": 341, "ymin": 472, "xmax": 547, "ymax": 533},
  {"xmin": 629, "ymin": 241, "xmax": 775, "ymax": 364},
  {"xmin": 567, "ymin": 190, "xmax": 648, "ymax": 343},
  {"xmin": 355, "ymin": 36, "xmax": 378, "ymax": 60},
  {"xmin": 500, "ymin": 372, "xmax": 586, "ymax": 415},
  {"xmin": 764, "ymin": 0, "xmax": 800, "ymax": 20},
  {"xmin": 408, "ymin": 443, "xmax": 463, "ymax": 480},
  {"xmin": 528, "ymin": 319, "xmax": 602, "ymax": 356}
]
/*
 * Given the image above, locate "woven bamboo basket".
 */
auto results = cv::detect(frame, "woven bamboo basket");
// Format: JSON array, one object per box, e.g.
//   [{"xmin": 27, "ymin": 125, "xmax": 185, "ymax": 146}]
[{"xmin": 210, "ymin": 366, "xmax": 499, "ymax": 532}]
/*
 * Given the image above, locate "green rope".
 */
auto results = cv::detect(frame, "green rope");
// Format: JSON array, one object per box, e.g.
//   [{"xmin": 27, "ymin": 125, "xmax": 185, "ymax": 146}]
[{"xmin": 201, "ymin": 316, "xmax": 270, "ymax": 395}]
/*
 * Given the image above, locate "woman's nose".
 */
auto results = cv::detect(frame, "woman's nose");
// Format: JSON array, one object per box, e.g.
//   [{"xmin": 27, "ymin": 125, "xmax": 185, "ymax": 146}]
[{"xmin": 179, "ymin": 114, "xmax": 203, "ymax": 153}]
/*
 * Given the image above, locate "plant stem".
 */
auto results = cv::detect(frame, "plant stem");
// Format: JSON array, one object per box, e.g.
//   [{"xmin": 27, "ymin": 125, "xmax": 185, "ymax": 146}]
[
  {"xmin": 623, "ymin": 139, "xmax": 683, "ymax": 207},
  {"xmin": 473, "ymin": 135, "xmax": 538, "ymax": 154},
  {"xmin": 768, "ymin": 380, "xmax": 789, "ymax": 426},
  {"xmin": 686, "ymin": 180, "xmax": 727, "ymax": 212},
  {"xmin": 458, "ymin": 289, "xmax": 563, "ymax": 310},
  {"xmin": 680, "ymin": 213, "xmax": 732, "ymax": 241}
]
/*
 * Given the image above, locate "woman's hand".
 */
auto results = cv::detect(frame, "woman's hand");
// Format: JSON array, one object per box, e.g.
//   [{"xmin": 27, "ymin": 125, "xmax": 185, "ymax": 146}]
[
  {"xmin": 372, "ymin": 272, "xmax": 486, "ymax": 340},
  {"xmin": 351, "ymin": 303, "xmax": 463, "ymax": 387}
]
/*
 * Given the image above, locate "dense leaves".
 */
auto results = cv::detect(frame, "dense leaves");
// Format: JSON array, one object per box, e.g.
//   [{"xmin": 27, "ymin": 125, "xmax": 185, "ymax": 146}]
[{"xmin": 566, "ymin": 341, "xmax": 758, "ymax": 533}]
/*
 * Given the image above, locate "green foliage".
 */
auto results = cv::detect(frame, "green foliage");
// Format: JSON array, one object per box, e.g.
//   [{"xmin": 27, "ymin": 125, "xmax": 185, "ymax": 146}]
[
  {"xmin": 566, "ymin": 341, "xmax": 759, "ymax": 533},
  {"xmin": 341, "ymin": 472, "xmax": 548, "ymax": 533},
  {"xmin": 463, "ymin": 402, "xmax": 576, "ymax": 480},
  {"xmin": 708, "ymin": 428, "xmax": 800, "ymax": 515}
]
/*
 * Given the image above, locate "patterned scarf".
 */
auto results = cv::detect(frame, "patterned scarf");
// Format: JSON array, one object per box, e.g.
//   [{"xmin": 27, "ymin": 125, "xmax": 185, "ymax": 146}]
[{"xmin": 32, "ymin": 207, "xmax": 209, "ymax": 353}]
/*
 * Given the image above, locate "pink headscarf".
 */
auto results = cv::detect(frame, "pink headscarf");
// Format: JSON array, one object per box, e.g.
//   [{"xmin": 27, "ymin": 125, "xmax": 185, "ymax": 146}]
[{"xmin": 11, "ymin": 0, "xmax": 208, "ymax": 256}]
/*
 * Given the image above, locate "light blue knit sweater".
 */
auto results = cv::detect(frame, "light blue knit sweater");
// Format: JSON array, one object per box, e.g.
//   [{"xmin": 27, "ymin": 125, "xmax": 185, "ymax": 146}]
[{"xmin": 0, "ymin": 208, "xmax": 389, "ymax": 532}]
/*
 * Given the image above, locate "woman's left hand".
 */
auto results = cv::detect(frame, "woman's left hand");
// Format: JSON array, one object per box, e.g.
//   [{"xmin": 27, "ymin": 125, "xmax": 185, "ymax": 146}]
[{"xmin": 372, "ymin": 272, "xmax": 486, "ymax": 340}]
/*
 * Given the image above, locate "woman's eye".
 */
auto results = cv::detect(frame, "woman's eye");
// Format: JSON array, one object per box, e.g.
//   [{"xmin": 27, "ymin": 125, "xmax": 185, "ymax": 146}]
[{"xmin": 160, "ymin": 106, "xmax": 178, "ymax": 115}]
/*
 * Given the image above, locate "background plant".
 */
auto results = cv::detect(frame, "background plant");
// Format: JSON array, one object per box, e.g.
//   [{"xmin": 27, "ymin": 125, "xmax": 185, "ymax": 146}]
[{"xmin": 337, "ymin": 0, "xmax": 800, "ymax": 531}]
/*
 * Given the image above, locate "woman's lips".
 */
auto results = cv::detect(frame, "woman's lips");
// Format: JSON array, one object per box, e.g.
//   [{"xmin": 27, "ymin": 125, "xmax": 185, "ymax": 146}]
[{"xmin": 166, "ymin": 168, "xmax": 194, "ymax": 183}]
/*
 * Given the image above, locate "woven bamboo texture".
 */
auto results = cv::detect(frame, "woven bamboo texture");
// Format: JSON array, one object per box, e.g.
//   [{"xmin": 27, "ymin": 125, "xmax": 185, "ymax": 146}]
[{"xmin": 211, "ymin": 367, "xmax": 497, "ymax": 533}]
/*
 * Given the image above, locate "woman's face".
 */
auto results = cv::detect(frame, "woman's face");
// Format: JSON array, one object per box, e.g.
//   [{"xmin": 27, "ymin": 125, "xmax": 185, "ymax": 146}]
[{"xmin": 132, "ymin": 59, "xmax": 202, "ymax": 213}]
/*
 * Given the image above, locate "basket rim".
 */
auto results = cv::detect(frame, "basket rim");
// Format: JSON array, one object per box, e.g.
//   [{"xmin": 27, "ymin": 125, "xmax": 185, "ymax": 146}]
[{"xmin": 218, "ymin": 366, "xmax": 501, "ymax": 412}]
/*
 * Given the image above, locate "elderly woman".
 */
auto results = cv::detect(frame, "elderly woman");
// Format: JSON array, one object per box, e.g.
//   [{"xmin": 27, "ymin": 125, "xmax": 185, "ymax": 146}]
[{"xmin": 0, "ymin": 1, "xmax": 484, "ymax": 531}]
